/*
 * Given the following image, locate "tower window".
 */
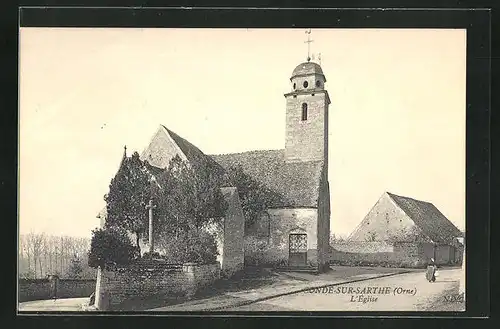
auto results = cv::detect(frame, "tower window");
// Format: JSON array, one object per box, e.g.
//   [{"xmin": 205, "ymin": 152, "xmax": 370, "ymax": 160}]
[
  {"xmin": 303, "ymin": 81, "xmax": 309, "ymax": 88},
  {"xmin": 316, "ymin": 80, "xmax": 321, "ymax": 88},
  {"xmin": 293, "ymin": 82, "xmax": 296, "ymax": 90},
  {"xmin": 301, "ymin": 103, "xmax": 308, "ymax": 121}
]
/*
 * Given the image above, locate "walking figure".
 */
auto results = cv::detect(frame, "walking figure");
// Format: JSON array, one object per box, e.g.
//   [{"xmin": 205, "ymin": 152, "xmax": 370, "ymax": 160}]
[{"xmin": 425, "ymin": 258, "xmax": 438, "ymax": 283}]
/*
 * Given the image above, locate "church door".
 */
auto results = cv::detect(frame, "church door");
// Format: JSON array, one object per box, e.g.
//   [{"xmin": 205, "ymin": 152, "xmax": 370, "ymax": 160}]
[{"xmin": 289, "ymin": 233, "xmax": 307, "ymax": 267}]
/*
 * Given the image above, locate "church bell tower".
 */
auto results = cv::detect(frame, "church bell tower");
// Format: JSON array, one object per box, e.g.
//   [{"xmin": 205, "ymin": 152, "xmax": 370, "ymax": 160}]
[{"xmin": 284, "ymin": 60, "xmax": 330, "ymax": 168}]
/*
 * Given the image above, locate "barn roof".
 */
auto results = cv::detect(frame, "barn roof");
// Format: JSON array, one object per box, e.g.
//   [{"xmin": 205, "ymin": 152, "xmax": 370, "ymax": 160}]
[
  {"xmin": 387, "ymin": 192, "xmax": 463, "ymax": 244},
  {"xmin": 210, "ymin": 150, "xmax": 324, "ymax": 208}
]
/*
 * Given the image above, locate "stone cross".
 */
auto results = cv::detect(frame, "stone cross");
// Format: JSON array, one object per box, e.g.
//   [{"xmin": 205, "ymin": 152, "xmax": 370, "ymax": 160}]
[{"xmin": 145, "ymin": 199, "xmax": 157, "ymax": 253}]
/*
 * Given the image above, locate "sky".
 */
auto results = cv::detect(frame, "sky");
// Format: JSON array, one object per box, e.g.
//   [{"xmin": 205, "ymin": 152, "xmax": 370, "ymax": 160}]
[{"xmin": 19, "ymin": 28, "xmax": 466, "ymax": 238}]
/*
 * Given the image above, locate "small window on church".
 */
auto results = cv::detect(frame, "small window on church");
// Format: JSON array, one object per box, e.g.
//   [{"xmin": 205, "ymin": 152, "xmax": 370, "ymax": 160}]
[
  {"xmin": 301, "ymin": 103, "xmax": 308, "ymax": 121},
  {"xmin": 316, "ymin": 80, "xmax": 321, "ymax": 88},
  {"xmin": 303, "ymin": 81, "xmax": 309, "ymax": 88},
  {"xmin": 293, "ymin": 82, "xmax": 296, "ymax": 90}
]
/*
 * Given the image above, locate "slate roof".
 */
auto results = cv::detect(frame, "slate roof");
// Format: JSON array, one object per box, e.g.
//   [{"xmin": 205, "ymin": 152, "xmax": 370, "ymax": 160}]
[
  {"xmin": 161, "ymin": 126, "xmax": 228, "ymax": 180},
  {"xmin": 387, "ymin": 192, "xmax": 463, "ymax": 244},
  {"xmin": 209, "ymin": 150, "xmax": 324, "ymax": 208}
]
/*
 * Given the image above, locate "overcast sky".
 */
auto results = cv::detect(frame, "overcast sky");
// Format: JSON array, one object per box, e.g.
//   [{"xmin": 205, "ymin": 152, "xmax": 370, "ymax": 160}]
[{"xmin": 19, "ymin": 28, "xmax": 466, "ymax": 238}]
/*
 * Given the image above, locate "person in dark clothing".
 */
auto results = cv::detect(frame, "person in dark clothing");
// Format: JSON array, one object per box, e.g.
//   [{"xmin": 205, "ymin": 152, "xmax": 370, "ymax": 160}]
[{"xmin": 425, "ymin": 258, "xmax": 437, "ymax": 282}]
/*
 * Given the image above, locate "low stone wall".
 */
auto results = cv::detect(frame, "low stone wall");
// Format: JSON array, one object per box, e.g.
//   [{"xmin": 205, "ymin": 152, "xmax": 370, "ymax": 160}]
[
  {"xmin": 18, "ymin": 279, "xmax": 96, "ymax": 302},
  {"xmin": 329, "ymin": 241, "xmax": 427, "ymax": 268},
  {"xmin": 95, "ymin": 261, "xmax": 220, "ymax": 310}
]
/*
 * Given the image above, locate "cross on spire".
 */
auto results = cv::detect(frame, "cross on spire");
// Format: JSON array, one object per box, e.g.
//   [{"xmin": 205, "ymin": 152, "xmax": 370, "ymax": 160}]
[{"xmin": 304, "ymin": 29, "xmax": 314, "ymax": 62}]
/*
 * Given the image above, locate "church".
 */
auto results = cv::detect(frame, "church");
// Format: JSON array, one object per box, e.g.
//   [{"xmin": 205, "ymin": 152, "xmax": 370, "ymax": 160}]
[{"xmin": 97, "ymin": 59, "xmax": 332, "ymax": 273}]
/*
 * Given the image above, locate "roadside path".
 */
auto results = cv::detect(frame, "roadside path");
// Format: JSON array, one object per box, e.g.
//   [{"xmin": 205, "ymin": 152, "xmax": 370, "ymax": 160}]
[{"xmin": 225, "ymin": 268, "xmax": 464, "ymax": 311}]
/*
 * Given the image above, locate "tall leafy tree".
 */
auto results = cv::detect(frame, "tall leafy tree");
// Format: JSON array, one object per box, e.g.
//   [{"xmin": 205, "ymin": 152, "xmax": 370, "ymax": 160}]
[
  {"xmin": 105, "ymin": 151, "xmax": 152, "ymax": 249},
  {"xmin": 152, "ymin": 155, "xmax": 227, "ymax": 263},
  {"xmin": 154, "ymin": 155, "xmax": 227, "ymax": 234},
  {"xmin": 225, "ymin": 165, "xmax": 283, "ymax": 229}
]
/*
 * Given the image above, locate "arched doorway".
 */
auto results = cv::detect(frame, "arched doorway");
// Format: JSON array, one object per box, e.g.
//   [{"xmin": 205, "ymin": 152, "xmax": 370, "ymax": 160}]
[{"xmin": 289, "ymin": 233, "xmax": 307, "ymax": 267}]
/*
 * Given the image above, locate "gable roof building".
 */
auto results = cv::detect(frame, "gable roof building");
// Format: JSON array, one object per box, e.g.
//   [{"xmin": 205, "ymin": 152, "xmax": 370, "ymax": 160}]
[{"xmin": 348, "ymin": 192, "xmax": 462, "ymax": 244}]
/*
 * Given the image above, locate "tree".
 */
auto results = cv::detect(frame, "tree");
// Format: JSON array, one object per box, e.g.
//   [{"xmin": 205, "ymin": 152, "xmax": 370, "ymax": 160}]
[
  {"xmin": 105, "ymin": 151, "xmax": 152, "ymax": 250},
  {"xmin": 66, "ymin": 253, "xmax": 83, "ymax": 279},
  {"xmin": 26, "ymin": 232, "xmax": 45, "ymax": 278},
  {"xmin": 154, "ymin": 155, "xmax": 227, "ymax": 234},
  {"xmin": 225, "ymin": 165, "xmax": 283, "ymax": 229},
  {"xmin": 152, "ymin": 155, "xmax": 227, "ymax": 263},
  {"xmin": 88, "ymin": 227, "xmax": 138, "ymax": 269},
  {"xmin": 19, "ymin": 233, "xmax": 95, "ymax": 279}
]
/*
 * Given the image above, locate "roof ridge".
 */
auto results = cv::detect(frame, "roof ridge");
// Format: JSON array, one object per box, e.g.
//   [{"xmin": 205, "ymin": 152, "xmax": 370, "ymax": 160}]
[
  {"xmin": 387, "ymin": 192, "xmax": 433, "ymax": 205},
  {"xmin": 209, "ymin": 149, "xmax": 284, "ymax": 156}
]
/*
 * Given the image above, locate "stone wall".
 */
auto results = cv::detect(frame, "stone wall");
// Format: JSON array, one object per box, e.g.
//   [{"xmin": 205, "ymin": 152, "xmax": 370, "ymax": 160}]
[
  {"xmin": 245, "ymin": 208, "xmax": 319, "ymax": 268},
  {"xmin": 330, "ymin": 241, "xmax": 426, "ymax": 268},
  {"xmin": 18, "ymin": 279, "xmax": 96, "ymax": 302},
  {"xmin": 220, "ymin": 187, "xmax": 245, "ymax": 277},
  {"xmin": 94, "ymin": 261, "xmax": 220, "ymax": 310},
  {"xmin": 200, "ymin": 187, "xmax": 245, "ymax": 278},
  {"xmin": 330, "ymin": 241, "xmax": 461, "ymax": 268}
]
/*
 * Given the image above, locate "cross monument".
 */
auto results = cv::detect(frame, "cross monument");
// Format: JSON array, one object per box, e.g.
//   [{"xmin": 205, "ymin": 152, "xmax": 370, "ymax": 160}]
[{"xmin": 145, "ymin": 199, "xmax": 157, "ymax": 253}]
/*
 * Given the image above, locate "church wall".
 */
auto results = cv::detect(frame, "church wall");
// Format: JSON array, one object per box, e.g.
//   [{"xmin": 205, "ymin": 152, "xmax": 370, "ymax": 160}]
[
  {"xmin": 200, "ymin": 187, "xmax": 244, "ymax": 278},
  {"xmin": 139, "ymin": 127, "xmax": 185, "ymax": 169},
  {"xmin": 244, "ymin": 208, "xmax": 319, "ymax": 268},
  {"xmin": 285, "ymin": 93, "xmax": 328, "ymax": 163},
  {"xmin": 202, "ymin": 220, "xmax": 225, "ymax": 272}
]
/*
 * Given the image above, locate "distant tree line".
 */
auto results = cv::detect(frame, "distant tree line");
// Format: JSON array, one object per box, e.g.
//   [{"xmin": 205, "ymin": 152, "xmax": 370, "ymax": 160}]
[{"xmin": 19, "ymin": 232, "xmax": 96, "ymax": 279}]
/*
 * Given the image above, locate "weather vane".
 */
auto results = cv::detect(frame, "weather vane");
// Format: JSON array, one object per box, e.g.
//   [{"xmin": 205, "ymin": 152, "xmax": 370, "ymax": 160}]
[{"xmin": 304, "ymin": 29, "xmax": 313, "ymax": 62}]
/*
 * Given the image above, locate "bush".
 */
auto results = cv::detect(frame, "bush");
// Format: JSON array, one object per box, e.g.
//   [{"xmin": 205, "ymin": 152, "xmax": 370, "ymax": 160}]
[
  {"xmin": 158, "ymin": 229, "xmax": 218, "ymax": 264},
  {"xmin": 88, "ymin": 227, "xmax": 138, "ymax": 269}
]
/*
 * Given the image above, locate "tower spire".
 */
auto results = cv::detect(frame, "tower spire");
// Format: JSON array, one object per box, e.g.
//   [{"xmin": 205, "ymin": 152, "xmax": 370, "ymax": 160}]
[{"xmin": 304, "ymin": 29, "xmax": 313, "ymax": 62}]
